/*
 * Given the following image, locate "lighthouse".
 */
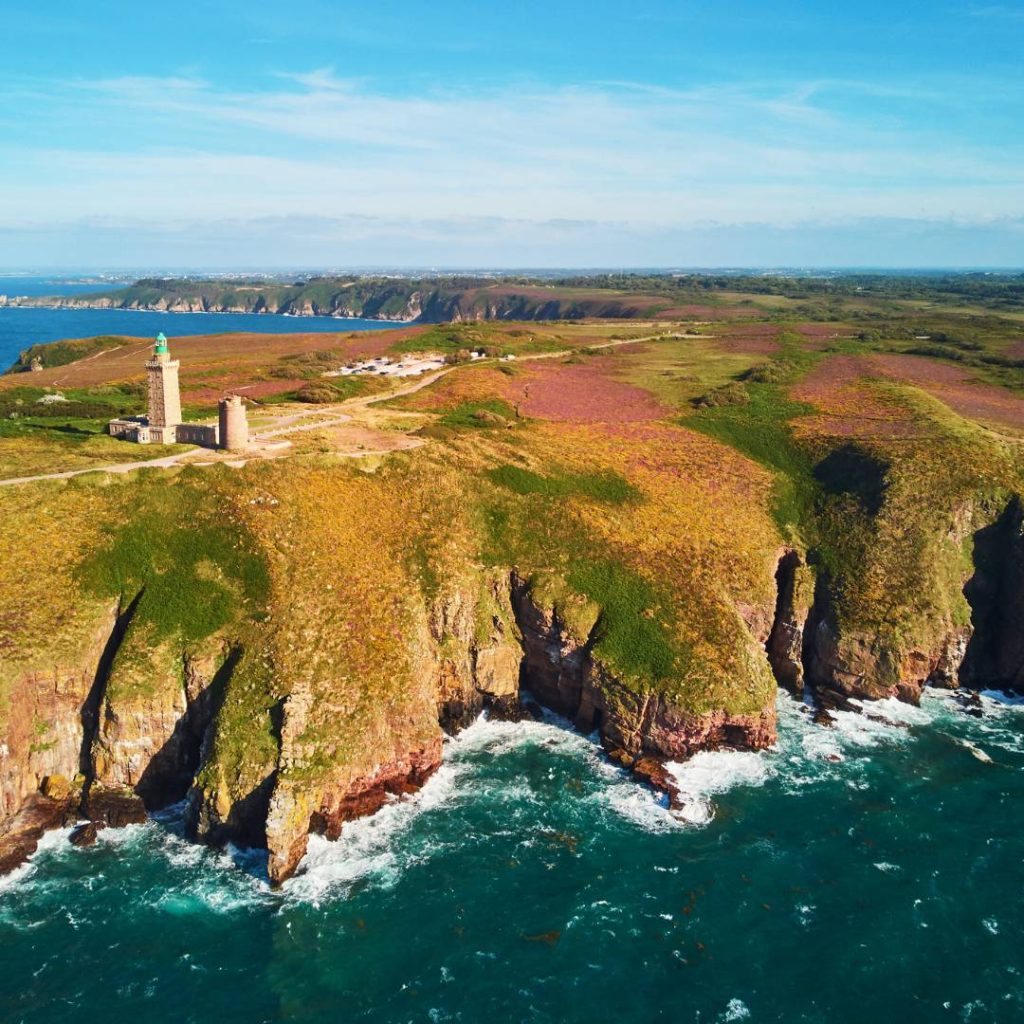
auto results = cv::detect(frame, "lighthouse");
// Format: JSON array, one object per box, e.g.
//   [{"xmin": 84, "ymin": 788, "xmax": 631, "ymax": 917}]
[
  {"xmin": 108, "ymin": 333, "xmax": 247, "ymax": 449},
  {"xmin": 145, "ymin": 332, "xmax": 183, "ymax": 443}
]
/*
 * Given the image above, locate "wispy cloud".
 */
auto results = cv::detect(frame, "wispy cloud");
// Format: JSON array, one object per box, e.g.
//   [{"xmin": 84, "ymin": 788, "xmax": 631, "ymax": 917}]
[
  {"xmin": 966, "ymin": 4, "xmax": 1024, "ymax": 21},
  {"xmin": 1, "ymin": 69, "xmax": 1022, "ymax": 263}
]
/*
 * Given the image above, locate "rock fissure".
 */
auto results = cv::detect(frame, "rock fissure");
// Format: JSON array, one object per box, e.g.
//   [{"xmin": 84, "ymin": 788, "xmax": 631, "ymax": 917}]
[
  {"xmin": 78, "ymin": 589, "xmax": 144, "ymax": 787},
  {"xmin": 958, "ymin": 496, "xmax": 1024, "ymax": 690},
  {"xmin": 766, "ymin": 549, "xmax": 808, "ymax": 696}
]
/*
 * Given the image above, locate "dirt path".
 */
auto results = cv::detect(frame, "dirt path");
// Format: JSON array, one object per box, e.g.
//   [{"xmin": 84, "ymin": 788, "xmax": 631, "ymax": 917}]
[
  {"xmin": 0, "ymin": 449, "xmax": 199, "ymax": 488},
  {"xmin": 0, "ymin": 329, "xmax": 690, "ymax": 487}
]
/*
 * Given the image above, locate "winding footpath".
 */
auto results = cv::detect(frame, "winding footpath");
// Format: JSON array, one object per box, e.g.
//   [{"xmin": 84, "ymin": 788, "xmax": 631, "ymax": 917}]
[{"xmin": 0, "ymin": 331, "xmax": 686, "ymax": 488}]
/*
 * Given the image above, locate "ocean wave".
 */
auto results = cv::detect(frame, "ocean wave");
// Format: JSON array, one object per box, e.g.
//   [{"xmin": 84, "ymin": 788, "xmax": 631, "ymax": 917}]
[
  {"xmin": 720, "ymin": 998, "xmax": 751, "ymax": 1021},
  {"xmin": 979, "ymin": 689, "xmax": 1024, "ymax": 706},
  {"xmin": 598, "ymin": 783, "xmax": 682, "ymax": 833},
  {"xmin": 665, "ymin": 750, "xmax": 773, "ymax": 825},
  {"xmin": 283, "ymin": 759, "xmax": 462, "ymax": 903},
  {"xmin": 449, "ymin": 712, "xmax": 681, "ymax": 833},
  {"xmin": 5, "ymin": 683, "xmax": 1018, "ymax": 909},
  {"xmin": 0, "ymin": 828, "xmax": 76, "ymax": 896}
]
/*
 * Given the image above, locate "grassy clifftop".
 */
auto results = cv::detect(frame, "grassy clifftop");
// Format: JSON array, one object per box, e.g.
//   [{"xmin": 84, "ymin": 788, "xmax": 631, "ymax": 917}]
[{"xmin": 3, "ymin": 282, "xmax": 1024, "ymax": 873}]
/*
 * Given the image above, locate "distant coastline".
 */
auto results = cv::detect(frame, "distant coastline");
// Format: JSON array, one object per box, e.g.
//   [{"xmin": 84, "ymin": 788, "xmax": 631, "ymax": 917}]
[{"xmin": 0, "ymin": 296, "xmax": 419, "ymax": 324}]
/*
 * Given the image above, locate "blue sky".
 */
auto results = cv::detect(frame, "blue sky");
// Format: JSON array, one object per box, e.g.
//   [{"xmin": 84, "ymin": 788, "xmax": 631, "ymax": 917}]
[{"xmin": 1, "ymin": 0, "xmax": 1022, "ymax": 268}]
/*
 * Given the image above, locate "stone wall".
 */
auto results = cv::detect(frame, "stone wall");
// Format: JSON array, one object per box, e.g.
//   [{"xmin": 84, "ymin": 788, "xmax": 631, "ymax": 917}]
[{"xmin": 175, "ymin": 423, "xmax": 218, "ymax": 447}]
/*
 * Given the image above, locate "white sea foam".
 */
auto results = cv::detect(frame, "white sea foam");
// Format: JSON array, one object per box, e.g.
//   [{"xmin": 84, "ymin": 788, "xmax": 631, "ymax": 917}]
[
  {"xmin": 979, "ymin": 689, "xmax": 1024, "ymax": 706},
  {"xmin": 284, "ymin": 759, "xmax": 461, "ymax": 903},
  {"xmin": 828, "ymin": 706, "xmax": 914, "ymax": 748},
  {"xmin": 0, "ymin": 827, "xmax": 74, "ymax": 894},
  {"xmin": 955, "ymin": 738, "xmax": 994, "ymax": 763},
  {"xmin": 94, "ymin": 822, "xmax": 148, "ymax": 848},
  {"xmin": 720, "ymin": 998, "xmax": 751, "ymax": 1021},
  {"xmin": 599, "ymin": 783, "xmax": 681, "ymax": 832},
  {"xmin": 7, "ymin": 682, "xmax": 1012, "ymax": 909},
  {"xmin": 455, "ymin": 710, "xmax": 682, "ymax": 833},
  {"xmin": 664, "ymin": 750, "xmax": 772, "ymax": 825}
]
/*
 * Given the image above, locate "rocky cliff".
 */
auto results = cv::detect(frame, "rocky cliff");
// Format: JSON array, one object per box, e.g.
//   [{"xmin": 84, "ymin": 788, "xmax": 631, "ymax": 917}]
[
  {"xmin": 4, "ymin": 275, "xmax": 676, "ymax": 331},
  {"xmin": 2, "ymin": 403, "xmax": 1020, "ymax": 885},
  {"xmin": 0, "ymin": 556, "xmax": 782, "ymax": 884},
  {"xmin": 0, "ymin": 429, "xmax": 789, "ymax": 883}
]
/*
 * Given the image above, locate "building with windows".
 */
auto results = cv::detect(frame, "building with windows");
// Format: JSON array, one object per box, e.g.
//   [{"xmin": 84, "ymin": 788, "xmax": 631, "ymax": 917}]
[{"xmin": 108, "ymin": 333, "xmax": 247, "ymax": 450}]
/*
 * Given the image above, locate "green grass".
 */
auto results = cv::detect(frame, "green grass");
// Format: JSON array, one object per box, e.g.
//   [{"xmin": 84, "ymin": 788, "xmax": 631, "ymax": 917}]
[
  {"xmin": 290, "ymin": 377, "xmax": 370, "ymax": 404},
  {"xmin": 77, "ymin": 472, "xmax": 269, "ymax": 647},
  {"xmin": 4, "ymin": 335, "xmax": 131, "ymax": 375},
  {"xmin": 567, "ymin": 559, "xmax": 676, "ymax": 682},
  {"xmin": 393, "ymin": 324, "xmax": 487, "ymax": 356},
  {"xmin": 480, "ymin": 466, "xmax": 678, "ymax": 688},
  {"xmin": 0, "ymin": 383, "xmax": 143, "ymax": 419},
  {"xmin": 686, "ymin": 382, "xmax": 818, "ymax": 541},
  {"xmin": 487, "ymin": 463, "xmax": 639, "ymax": 504},
  {"xmin": 439, "ymin": 399, "xmax": 517, "ymax": 429}
]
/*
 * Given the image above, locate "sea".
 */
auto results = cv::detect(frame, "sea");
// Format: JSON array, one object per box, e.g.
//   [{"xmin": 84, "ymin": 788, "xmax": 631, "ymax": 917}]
[
  {"xmin": 2, "ymin": 277, "xmax": 1023, "ymax": 1023},
  {"xmin": 0, "ymin": 691, "xmax": 1022, "ymax": 1024},
  {"xmin": 0, "ymin": 276, "xmax": 396, "ymax": 372}
]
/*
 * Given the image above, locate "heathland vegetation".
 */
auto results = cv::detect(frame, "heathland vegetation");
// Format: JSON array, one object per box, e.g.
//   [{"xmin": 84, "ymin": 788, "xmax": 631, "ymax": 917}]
[{"xmin": 3, "ymin": 273, "xmax": 1024, "ymax": 880}]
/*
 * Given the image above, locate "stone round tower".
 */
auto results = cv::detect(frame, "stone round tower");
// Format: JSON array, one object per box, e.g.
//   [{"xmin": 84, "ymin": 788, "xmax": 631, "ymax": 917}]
[{"xmin": 218, "ymin": 394, "xmax": 249, "ymax": 451}]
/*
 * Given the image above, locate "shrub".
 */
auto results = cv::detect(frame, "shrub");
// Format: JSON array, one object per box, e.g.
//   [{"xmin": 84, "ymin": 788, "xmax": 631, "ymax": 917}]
[
  {"xmin": 693, "ymin": 381, "xmax": 751, "ymax": 408},
  {"xmin": 295, "ymin": 382, "xmax": 341, "ymax": 404},
  {"xmin": 741, "ymin": 360, "xmax": 796, "ymax": 385}
]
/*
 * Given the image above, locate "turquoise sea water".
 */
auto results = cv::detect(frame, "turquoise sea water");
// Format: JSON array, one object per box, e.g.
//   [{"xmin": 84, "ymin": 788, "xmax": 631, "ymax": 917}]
[
  {"xmin": 1, "ymin": 691, "xmax": 1022, "ymax": 1024},
  {"xmin": 0, "ymin": 277, "xmax": 397, "ymax": 372}
]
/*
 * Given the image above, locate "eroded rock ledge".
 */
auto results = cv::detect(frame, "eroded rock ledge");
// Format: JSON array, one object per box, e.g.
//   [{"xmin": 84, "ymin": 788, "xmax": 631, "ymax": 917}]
[{"xmin": 5, "ymin": 492, "xmax": 1021, "ymax": 882}]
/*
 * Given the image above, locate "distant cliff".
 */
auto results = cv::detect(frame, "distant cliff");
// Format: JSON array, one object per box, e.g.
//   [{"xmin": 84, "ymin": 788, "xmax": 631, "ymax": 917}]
[{"xmin": 3, "ymin": 276, "xmax": 680, "ymax": 324}]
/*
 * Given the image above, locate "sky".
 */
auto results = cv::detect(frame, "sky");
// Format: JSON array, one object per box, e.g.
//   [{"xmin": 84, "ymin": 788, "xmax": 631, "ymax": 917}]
[{"xmin": 1, "ymin": 0, "xmax": 1022, "ymax": 269}]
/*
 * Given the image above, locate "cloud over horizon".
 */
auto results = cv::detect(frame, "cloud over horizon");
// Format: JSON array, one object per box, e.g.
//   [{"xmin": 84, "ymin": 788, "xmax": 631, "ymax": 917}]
[{"xmin": 2, "ymin": 2, "xmax": 1022, "ymax": 267}]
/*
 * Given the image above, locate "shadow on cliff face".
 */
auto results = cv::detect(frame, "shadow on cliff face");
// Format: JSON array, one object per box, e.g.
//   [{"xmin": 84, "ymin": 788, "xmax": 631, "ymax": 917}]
[
  {"xmin": 767, "ymin": 550, "xmax": 806, "ymax": 694},
  {"xmin": 135, "ymin": 647, "xmax": 241, "ymax": 811},
  {"xmin": 208, "ymin": 773, "xmax": 278, "ymax": 850},
  {"xmin": 960, "ymin": 496, "xmax": 1024, "ymax": 690},
  {"xmin": 78, "ymin": 589, "xmax": 145, "ymax": 784},
  {"xmin": 186, "ymin": 692, "xmax": 284, "ymax": 851},
  {"xmin": 510, "ymin": 576, "xmax": 598, "ymax": 731}
]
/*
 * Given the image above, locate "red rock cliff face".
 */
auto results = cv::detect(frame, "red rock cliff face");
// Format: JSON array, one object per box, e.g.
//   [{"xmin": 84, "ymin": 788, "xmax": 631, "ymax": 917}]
[
  {"xmin": 262, "ymin": 572, "xmax": 525, "ymax": 885},
  {"xmin": 0, "ymin": 542, "xmax": 918, "ymax": 884},
  {"xmin": 265, "ymin": 738, "xmax": 443, "ymax": 885},
  {"xmin": 0, "ymin": 602, "xmax": 118, "ymax": 821},
  {"xmin": 1, "ymin": 598, "xmax": 243, "ymax": 873},
  {"xmin": 258, "ymin": 566, "xmax": 782, "ymax": 886},
  {"xmin": 509, "ymin": 574, "xmax": 778, "ymax": 764},
  {"xmin": 799, "ymin": 497, "xmax": 1024, "ymax": 708}
]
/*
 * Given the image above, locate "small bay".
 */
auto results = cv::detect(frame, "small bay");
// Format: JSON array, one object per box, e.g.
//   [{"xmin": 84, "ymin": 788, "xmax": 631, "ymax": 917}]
[{"xmin": 0, "ymin": 278, "xmax": 397, "ymax": 372}]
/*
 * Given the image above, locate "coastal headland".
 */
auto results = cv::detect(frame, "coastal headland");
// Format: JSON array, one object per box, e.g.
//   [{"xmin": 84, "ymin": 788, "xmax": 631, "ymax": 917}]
[{"xmin": 2, "ymin": 274, "xmax": 1024, "ymax": 883}]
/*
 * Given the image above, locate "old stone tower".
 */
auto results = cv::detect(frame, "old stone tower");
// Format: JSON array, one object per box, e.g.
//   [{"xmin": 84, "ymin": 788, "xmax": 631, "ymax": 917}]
[
  {"xmin": 145, "ymin": 333, "xmax": 183, "ymax": 443},
  {"xmin": 109, "ymin": 333, "xmax": 250, "ymax": 449},
  {"xmin": 218, "ymin": 394, "xmax": 249, "ymax": 451}
]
